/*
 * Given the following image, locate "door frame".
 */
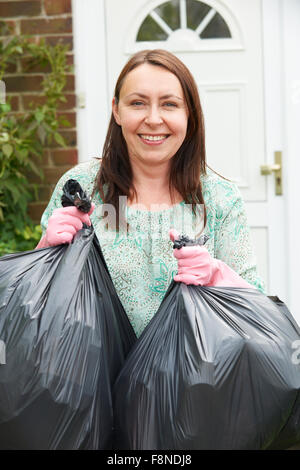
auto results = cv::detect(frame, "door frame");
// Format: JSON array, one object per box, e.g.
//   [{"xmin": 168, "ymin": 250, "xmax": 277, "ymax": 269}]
[
  {"xmin": 72, "ymin": 0, "xmax": 110, "ymax": 162},
  {"xmin": 260, "ymin": 0, "xmax": 288, "ymax": 303}
]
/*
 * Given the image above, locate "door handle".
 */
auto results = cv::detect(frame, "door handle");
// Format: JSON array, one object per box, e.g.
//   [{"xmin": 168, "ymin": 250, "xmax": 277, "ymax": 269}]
[{"xmin": 260, "ymin": 151, "xmax": 283, "ymax": 195}]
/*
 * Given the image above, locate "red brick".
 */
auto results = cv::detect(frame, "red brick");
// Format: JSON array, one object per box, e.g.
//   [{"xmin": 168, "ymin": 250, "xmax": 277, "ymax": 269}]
[
  {"xmin": 27, "ymin": 202, "xmax": 48, "ymax": 222},
  {"xmin": 22, "ymin": 93, "xmax": 76, "ymax": 110},
  {"xmin": 0, "ymin": 1, "xmax": 41, "ymax": 17},
  {"xmin": 4, "ymin": 74, "xmax": 44, "ymax": 92},
  {"xmin": 22, "ymin": 94, "xmax": 46, "ymax": 109},
  {"xmin": 21, "ymin": 17, "xmax": 72, "ymax": 35},
  {"xmin": 4, "ymin": 73, "xmax": 74, "ymax": 93},
  {"xmin": 57, "ymin": 93, "xmax": 76, "ymax": 110},
  {"xmin": 21, "ymin": 57, "xmax": 51, "ymax": 73},
  {"xmin": 44, "ymin": 166, "xmax": 74, "ymax": 183},
  {"xmin": 25, "ymin": 36, "xmax": 39, "ymax": 45},
  {"xmin": 43, "ymin": 35, "xmax": 73, "ymax": 49},
  {"xmin": 57, "ymin": 111, "xmax": 76, "ymax": 128},
  {"xmin": 31, "ymin": 149, "xmax": 51, "ymax": 166},
  {"xmin": 27, "ymin": 165, "xmax": 73, "ymax": 184},
  {"xmin": 51, "ymin": 148, "xmax": 78, "ymax": 166},
  {"xmin": 44, "ymin": 0, "xmax": 71, "ymax": 16},
  {"xmin": 7, "ymin": 94, "xmax": 20, "ymax": 111},
  {"xmin": 48, "ymin": 129, "xmax": 77, "ymax": 148},
  {"xmin": 65, "ymin": 74, "xmax": 75, "ymax": 91},
  {"xmin": 7, "ymin": 111, "xmax": 24, "ymax": 120},
  {"xmin": 66, "ymin": 54, "xmax": 74, "ymax": 66},
  {"xmin": 34, "ymin": 185, "xmax": 54, "ymax": 202},
  {"xmin": 0, "ymin": 20, "xmax": 16, "ymax": 36},
  {"xmin": 5, "ymin": 62, "xmax": 17, "ymax": 73}
]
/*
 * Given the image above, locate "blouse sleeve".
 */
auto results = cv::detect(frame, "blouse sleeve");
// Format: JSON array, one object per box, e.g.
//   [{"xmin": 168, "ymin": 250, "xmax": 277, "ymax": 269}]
[
  {"xmin": 213, "ymin": 183, "xmax": 266, "ymax": 294},
  {"xmin": 40, "ymin": 172, "xmax": 71, "ymax": 235}
]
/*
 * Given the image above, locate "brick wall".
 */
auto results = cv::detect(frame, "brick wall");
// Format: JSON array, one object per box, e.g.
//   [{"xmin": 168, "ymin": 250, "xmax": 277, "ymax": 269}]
[{"xmin": 0, "ymin": 0, "xmax": 78, "ymax": 222}]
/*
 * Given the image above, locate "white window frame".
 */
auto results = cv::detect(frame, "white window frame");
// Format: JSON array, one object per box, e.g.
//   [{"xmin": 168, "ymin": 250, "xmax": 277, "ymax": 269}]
[{"xmin": 125, "ymin": 0, "xmax": 244, "ymax": 54}]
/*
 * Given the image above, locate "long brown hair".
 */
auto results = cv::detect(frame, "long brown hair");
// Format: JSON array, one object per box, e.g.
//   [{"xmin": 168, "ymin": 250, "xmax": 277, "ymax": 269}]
[{"xmin": 94, "ymin": 49, "xmax": 207, "ymax": 231}]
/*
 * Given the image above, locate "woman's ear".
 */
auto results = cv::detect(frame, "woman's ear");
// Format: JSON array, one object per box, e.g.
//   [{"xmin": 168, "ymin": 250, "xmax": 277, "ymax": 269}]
[{"xmin": 112, "ymin": 97, "xmax": 121, "ymax": 125}]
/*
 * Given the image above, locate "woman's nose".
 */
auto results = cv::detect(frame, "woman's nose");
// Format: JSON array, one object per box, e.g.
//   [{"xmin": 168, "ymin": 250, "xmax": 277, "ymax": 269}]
[{"xmin": 144, "ymin": 105, "xmax": 163, "ymax": 125}]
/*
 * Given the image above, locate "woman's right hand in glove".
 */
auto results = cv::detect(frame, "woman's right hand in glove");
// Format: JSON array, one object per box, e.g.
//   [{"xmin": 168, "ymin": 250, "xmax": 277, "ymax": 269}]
[{"xmin": 36, "ymin": 205, "xmax": 95, "ymax": 249}]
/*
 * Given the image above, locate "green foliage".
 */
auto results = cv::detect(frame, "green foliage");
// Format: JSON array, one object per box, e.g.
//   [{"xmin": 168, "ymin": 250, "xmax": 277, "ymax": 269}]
[
  {"xmin": 0, "ymin": 216, "xmax": 42, "ymax": 255},
  {"xmin": 0, "ymin": 21, "xmax": 72, "ymax": 255}
]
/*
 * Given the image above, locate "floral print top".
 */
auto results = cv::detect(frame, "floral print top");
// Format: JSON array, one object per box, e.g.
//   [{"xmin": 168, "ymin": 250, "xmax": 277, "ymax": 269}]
[{"xmin": 40, "ymin": 158, "xmax": 266, "ymax": 337}]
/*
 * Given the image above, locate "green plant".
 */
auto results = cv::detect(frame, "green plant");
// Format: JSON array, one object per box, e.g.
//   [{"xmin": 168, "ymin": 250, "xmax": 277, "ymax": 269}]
[{"xmin": 0, "ymin": 21, "xmax": 72, "ymax": 255}]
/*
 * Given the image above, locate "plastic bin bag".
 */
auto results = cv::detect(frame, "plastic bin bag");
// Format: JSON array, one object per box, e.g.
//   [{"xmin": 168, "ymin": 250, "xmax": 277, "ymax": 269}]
[
  {"xmin": 0, "ymin": 180, "xmax": 136, "ymax": 449},
  {"xmin": 113, "ymin": 281, "xmax": 300, "ymax": 450}
]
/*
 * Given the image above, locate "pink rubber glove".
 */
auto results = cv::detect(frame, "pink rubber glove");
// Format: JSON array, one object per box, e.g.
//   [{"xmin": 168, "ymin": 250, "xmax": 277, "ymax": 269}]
[
  {"xmin": 36, "ymin": 204, "xmax": 95, "ymax": 249},
  {"xmin": 169, "ymin": 229, "xmax": 251, "ymax": 288}
]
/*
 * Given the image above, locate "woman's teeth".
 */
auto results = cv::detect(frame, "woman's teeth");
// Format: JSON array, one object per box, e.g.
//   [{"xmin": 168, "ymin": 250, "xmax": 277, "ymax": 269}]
[{"xmin": 140, "ymin": 135, "xmax": 168, "ymax": 141}]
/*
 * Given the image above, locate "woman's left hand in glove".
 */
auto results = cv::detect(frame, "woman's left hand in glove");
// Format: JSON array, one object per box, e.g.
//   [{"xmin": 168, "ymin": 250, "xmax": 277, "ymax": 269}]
[{"xmin": 169, "ymin": 229, "xmax": 252, "ymax": 288}]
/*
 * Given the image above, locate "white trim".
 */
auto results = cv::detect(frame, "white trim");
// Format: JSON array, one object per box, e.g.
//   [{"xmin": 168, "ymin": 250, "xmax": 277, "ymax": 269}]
[
  {"xmin": 72, "ymin": 0, "xmax": 109, "ymax": 163},
  {"xmin": 128, "ymin": 39, "xmax": 243, "ymax": 54},
  {"xmin": 195, "ymin": 8, "xmax": 217, "ymax": 36},
  {"xmin": 180, "ymin": 0, "xmax": 187, "ymax": 29},
  {"xmin": 125, "ymin": 0, "xmax": 244, "ymax": 54},
  {"xmin": 198, "ymin": 80, "xmax": 249, "ymax": 188},
  {"xmin": 260, "ymin": 0, "xmax": 300, "ymax": 317},
  {"xmin": 261, "ymin": 0, "xmax": 288, "ymax": 301},
  {"xmin": 150, "ymin": 10, "xmax": 173, "ymax": 36}
]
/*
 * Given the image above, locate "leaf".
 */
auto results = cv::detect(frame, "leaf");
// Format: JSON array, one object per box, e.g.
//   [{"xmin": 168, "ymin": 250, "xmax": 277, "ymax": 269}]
[
  {"xmin": 23, "ymin": 120, "xmax": 39, "ymax": 136},
  {"xmin": 54, "ymin": 132, "xmax": 66, "ymax": 147},
  {"xmin": 34, "ymin": 110, "xmax": 45, "ymax": 123},
  {"xmin": 37, "ymin": 124, "xmax": 47, "ymax": 144},
  {"xmin": 3, "ymin": 181, "xmax": 21, "ymax": 204},
  {"xmin": 15, "ymin": 46, "xmax": 23, "ymax": 54},
  {"xmin": 59, "ymin": 118, "xmax": 71, "ymax": 128},
  {"xmin": 16, "ymin": 148, "xmax": 29, "ymax": 160},
  {"xmin": 27, "ymin": 159, "xmax": 43, "ymax": 178},
  {"xmin": 0, "ymin": 132, "xmax": 9, "ymax": 143},
  {"xmin": 0, "ymin": 103, "xmax": 11, "ymax": 113},
  {"xmin": 2, "ymin": 143, "xmax": 13, "ymax": 158}
]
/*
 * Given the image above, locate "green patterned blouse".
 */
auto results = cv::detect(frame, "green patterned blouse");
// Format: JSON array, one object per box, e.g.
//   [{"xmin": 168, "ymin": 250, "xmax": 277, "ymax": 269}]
[{"xmin": 40, "ymin": 158, "xmax": 266, "ymax": 337}]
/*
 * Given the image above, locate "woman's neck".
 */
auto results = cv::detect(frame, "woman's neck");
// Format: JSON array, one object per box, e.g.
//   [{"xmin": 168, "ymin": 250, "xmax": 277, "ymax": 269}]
[
  {"xmin": 128, "ymin": 158, "xmax": 182, "ymax": 208},
  {"xmin": 131, "ymin": 158, "xmax": 170, "ymax": 187}
]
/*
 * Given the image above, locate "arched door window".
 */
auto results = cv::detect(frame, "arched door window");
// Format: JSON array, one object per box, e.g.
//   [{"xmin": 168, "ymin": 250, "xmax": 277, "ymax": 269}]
[
  {"xmin": 126, "ymin": 0, "xmax": 242, "ymax": 52},
  {"xmin": 137, "ymin": 0, "xmax": 231, "ymax": 41}
]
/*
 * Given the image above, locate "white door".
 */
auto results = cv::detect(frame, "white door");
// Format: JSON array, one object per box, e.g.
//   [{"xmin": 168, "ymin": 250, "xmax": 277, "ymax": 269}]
[{"xmin": 72, "ymin": 0, "xmax": 293, "ymax": 313}]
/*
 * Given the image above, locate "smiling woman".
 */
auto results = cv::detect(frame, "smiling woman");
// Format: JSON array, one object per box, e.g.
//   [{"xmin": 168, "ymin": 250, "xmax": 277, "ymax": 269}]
[
  {"xmin": 97, "ymin": 49, "xmax": 207, "ymax": 218},
  {"xmin": 37, "ymin": 49, "xmax": 266, "ymax": 338}
]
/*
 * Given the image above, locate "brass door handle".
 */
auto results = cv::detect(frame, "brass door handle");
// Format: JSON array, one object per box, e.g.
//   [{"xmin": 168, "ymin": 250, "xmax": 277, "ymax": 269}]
[
  {"xmin": 260, "ymin": 151, "xmax": 283, "ymax": 195},
  {"xmin": 260, "ymin": 163, "xmax": 281, "ymax": 175}
]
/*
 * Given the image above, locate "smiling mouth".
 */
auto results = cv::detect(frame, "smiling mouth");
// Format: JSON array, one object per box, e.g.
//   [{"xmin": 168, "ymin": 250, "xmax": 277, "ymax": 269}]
[{"xmin": 138, "ymin": 134, "xmax": 170, "ymax": 142}]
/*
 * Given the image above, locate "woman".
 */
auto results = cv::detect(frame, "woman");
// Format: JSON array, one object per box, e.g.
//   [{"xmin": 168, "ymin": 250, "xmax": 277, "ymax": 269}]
[{"xmin": 36, "ymin": 49, "xmax": 265, "ymax": 338}]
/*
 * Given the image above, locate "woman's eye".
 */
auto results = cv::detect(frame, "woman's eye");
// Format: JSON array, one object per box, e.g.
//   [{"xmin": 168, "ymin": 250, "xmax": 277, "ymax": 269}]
[
  {"xmin": 131, "ymin": 101, "xmax": 144, "ymax": 106},
  {"xmin": 163, "ymin": 102, "xmax": 177, "ymax": 107}
]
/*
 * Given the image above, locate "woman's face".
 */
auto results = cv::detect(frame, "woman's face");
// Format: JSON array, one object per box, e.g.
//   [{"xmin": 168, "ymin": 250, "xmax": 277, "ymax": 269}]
[{"xmin": 112, "ymin": 63, "xmax": 189, "ymax": 167}]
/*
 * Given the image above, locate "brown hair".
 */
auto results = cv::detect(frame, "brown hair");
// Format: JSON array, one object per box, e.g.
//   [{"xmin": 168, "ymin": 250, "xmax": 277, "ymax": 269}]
[{"xmin": 94, "ymin": 49, "xmax": 207, "ymax": 231}]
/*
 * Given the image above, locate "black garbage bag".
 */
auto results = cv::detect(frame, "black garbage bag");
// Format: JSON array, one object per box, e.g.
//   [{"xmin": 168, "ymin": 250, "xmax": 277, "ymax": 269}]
[
  {"xmin": 113, "ymin": 237, "xmax": 300, "ymax": 450},
  {"xmin": 0, "ymin": 180, "xmax": 136, "ymax": 449}
]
